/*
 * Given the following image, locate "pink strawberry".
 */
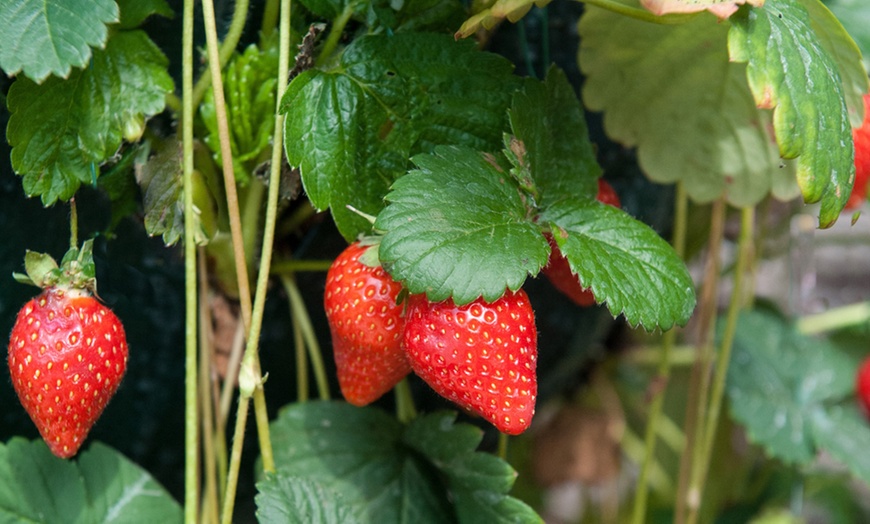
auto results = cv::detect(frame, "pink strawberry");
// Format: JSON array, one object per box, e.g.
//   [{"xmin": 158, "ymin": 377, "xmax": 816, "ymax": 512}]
[
  {"xmin": 324, "ymin": 241, "xmax": 411, "ymax": 406},
  {"xmin": 543, "ymin": 179, "xmax": 621, "ymax": 306},
  {"xmin": 403, "ymin": 290, "xmax": 537, "ymax": 435}
]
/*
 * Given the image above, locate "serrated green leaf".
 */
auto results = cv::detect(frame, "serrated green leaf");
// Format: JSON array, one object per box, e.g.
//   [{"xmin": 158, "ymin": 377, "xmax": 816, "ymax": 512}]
[
  {"xmin": 116, "ymin": 0, "xmax": 174, "ymax": 29},
  {"xmin": 269, "ymin": 401, "xmax": 454, "ymax": 523},
  {"xmin": 726, "ymin": 309, "xmax": 857, "ymax": 465},
  {"xmin": 268, "ymin": 402, "xmax": 542, "ymax": 524},
  {"xmin": 509, "ymin": 68, "xmax": 598, "ymax": 207},
  {"xmin": 282, "ymin": 33, "xmax": 519, "ymax": 240},
  {"xmin": 22, "ymin": 251, "xmax": 59, "ymax": 288},
  {"xmin": 256, "ymin": 475, "xmax": 361, "ymax": 524},
  {"xmin": 0, "ymin": 439, "xmax": 182, "ymax": 524},
  {"xmin": 800, "ymin": 0, "xmax": 869, "ymax": 128},
  {"xmin": 7, "ymin": 30, "xmax": 173, "ymax": 205},
  {"xmin": 579, "ymin": 5, "xmax": 799, "ymax": 209},
  {"xmin": 811, "ymin": 405, "xmax": 870, "ymax": 486},
  {"xmin": 376, "ymin": 145, "xmax": 550, "ymax": 305},
  {"xmin": 200, "ymin": 39, "xmax": 279, "ymax": 185},
  {"xmin": 539, "ymin": 199, "xmax": 695, "ymax": 330},
  {"xmin": 0, "ymin": 0, "xmax": 118, "ymax": 83},
  {"xmin": 729, "ymin": 0, "xmax": 853, "ymax": 227}
]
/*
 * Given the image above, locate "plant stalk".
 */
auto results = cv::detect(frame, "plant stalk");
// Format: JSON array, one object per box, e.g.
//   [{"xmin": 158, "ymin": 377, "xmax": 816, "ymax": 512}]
[
  {"xmin": 192, "ymin": 0, "xmax": 251, "ymax": 109},
  {"xmin": 631, "ymin": 182, "xmax": 687, "ymax": 524},
  {"xmin": 316, "ymin": 5, "xmax": 354, "ymax": 67},
  {"xmin": 182, "ymin": 0, "xmax": 199, "ymax": 521},
  {"xmin": 281, "ymin": 276, "xmax": 331, "ymax": 400}
]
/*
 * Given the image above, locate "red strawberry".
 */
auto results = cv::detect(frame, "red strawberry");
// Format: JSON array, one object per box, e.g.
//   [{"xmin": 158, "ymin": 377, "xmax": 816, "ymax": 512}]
[
  {"xmin": 847, "ymin": 93, "xmax": 870, "ymax": 210},
  {"xmin": 857, "ymin": 355, "xmax": 870, "ymax": 417},
  {"xmin": 324, "ymin": 241, "xmax": 411, "ymax": 406},
  {"xmin": 403, "ymin": 290, "xmax": 537, "ymax": 435},
  {"xmin": 542, "ymin": 179, "xmax": 621, "ymax": 306},
  {"xmin": 8, "ymin": 288, "xmax": 128, "ymax": 458}
]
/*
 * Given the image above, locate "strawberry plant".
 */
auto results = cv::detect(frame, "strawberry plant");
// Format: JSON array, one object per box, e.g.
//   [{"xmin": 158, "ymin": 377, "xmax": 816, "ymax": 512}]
[{"xmin": 2, "ymin": 0, "xmax": 870, "ymax": 522}]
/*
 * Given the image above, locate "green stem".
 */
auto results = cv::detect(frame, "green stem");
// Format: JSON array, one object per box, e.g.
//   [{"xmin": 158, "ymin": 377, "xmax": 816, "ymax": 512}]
[
  {"xmin": 688, "ymin": 207, "xmax": 754, "ymax": 524},
  {"xmin": 631, "ymin": 182, "xmax": 687, "ymax": 524},
  {"xmin": 622, "ymin": 426, "xmax": 674, "ymax": 497},
  {"xmin": 281, "ymin": 276, "xmax": 331, "ymax": 400},
  {"xmin": 261, "ymin": 0, "xmax": 281, "ymax": 41},
  {"xmin": 69, "ymin": 198, "xmax": 78, "ymax": 249},
  {"xmin": 293, "ymin": 312, "xmax": 309, "ymax": 402},
  {"xmin": 624, "ymin": 345, "xmax": 696, "ymax": 367},
  {"xmin": 271, "ymin": 259, "xmax": 334, "ymax": 274},
  {"xmin": 316, "ymin": 5, "xmax": 354, "ymax": 67},
  {"xmin": 192, "ymin": 0, "xmax": 251, "ymax": 110},
  {"xmin": 797, "ymin": 302, "xmax": 870, "ymax": 334},
  {"xmin": 497, "ymin": 432, "xmax": 508, "ymax": 461},
  {"xmin": 394, "ymin": 378, "xmax": 417, "ymax": 424},
  {"xmin": 201, "ymin": 0, "xmax": 253, "ymax": 331},
  {"xmin": 675, "ymin": 199, "xmax": 726, "ymax": 524},
  {"xmin": 220, "ymin": 399, "xmax": 249, "ymax": 524},
  {"xmin": 182, "ymin": 0, "xmax": 199, "ymax": 521},
  {"xmin": 579, "ymin": 0, "xmax": 699, "ymax": 24}
]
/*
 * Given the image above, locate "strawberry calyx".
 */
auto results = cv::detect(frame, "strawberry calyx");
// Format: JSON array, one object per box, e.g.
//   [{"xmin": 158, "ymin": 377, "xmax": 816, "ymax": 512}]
[{"xmin": 12, "ymin": 239, "xmax": 98, "ymax": 296}]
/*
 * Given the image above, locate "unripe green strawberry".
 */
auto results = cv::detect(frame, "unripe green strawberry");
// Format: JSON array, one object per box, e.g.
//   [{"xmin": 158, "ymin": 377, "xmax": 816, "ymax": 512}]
[
  {"xmin": 543, "ymin": 179, "xmax": 621, "ymax": 306},
  {"xmin": 324, "ymin": 241, "xmax": 411, "ymax": 406},
  {"xmin": 404, "ymin": 290, "xmax": 537, "ymax": 435},
  {"xmin": 8, "ymin": 288, "xmax": 128, "ymax": 458}
]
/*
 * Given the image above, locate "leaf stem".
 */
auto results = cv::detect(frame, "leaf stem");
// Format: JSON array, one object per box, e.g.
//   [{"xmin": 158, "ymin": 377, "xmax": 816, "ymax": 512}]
[
  {"xmin": 182, "ymin": 0, "xmax": 199, "ymax": 521},
  {"xmin": 675, "ymin": 199, "xmax": 726, "ymax": 524},
  {"xmin": 281, "ymin": 276, "xmax": 331, "ymax": 400},
  {"xmin": 261, "ymin": 0, "xmax": 281, "ymax": 41},
  {"xmin": 497, "ymin": 432, "xmax": 508, "ymax": 461},
  {"xmin": 631, "ymin": 182, "xmax": 687, "ymax": 524},
  {"xmin": 198, "ymin": 252, "xmax": 221, "ymax": 524},
  {"xmin": 317, "ymin": 5, "xmax": 354, "ymax": 67},
  {"xmin": 270, "ymin": 259, "xmax": 334, "ymax": 274},
  {"xmin": 796, "ymin": 302, "xmax": 870, "ymax": 334},
  {"xmin": 688, "ymin": 206, "xmax": 754, "ymax": 524},
  {"xmin": 192, "ymin": 0, "xmax": 251, "ymax": 110},
  {"xmin": 394, "ymin": 378, "xmax": 417, "ymax": 424},
  {"xmin": 69, "ymin": 198, "xmax": 78, "ymax": 250},
  {"xmin": 219, "ymin": 400, "xmax": 250, "ymax": 524},
  {"xmin": 579, "ymin": 0, "xmax": 699, "ymax": 24},
  {"xmin": 293, "ymin": 311, "xmax": 309, "ymax": 402}
]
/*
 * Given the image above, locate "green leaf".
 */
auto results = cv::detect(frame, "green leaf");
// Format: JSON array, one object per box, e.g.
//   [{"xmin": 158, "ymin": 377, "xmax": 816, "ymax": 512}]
[
  {"xmin": 826, "ymin": 0, "xmax": 870, "ymax": 72},
  {"xmin": 116, "ymin": 0, "xmax": 174, "ymax": 29},
  {"xmin": 376, "ymin": 146, "xmax": 550, "ymax": 305},
  {"xmin": 578, "ymin": 5, "xmax": 799, "ymax": 209},
  {"xmin": 7, "ymin": 30, "xmax": 174, "ymax": 205},
  {"xmin": 269, "ymin": 401, "xmax": 454, "ymax": 523},
  {"xmin": 0, "ymin": 439, "xmax": 182, "ymax": 523},
  {"xmin": 728, "ymin": 0, "xmax": 854, "ymax": 227},
  {"xmin": 0, "ymin": 0, "xmax": 119, "ymax": 83},
  {"xmin": 256, "ymin": 475, "xmax": 361, "ymax": 524},
  {"xmin": 539, "ymin": 199, "xmax": 695, "ymax": 329},
  {"xmin": 269, "ymin": 402, "xmax": 542, "ymax": 523},
  {"xmin": 726, "ymin": 309, "xmax": 857, "ymax": 465},
  {"xmin": 200, "ymin": 39, "xmax": 280, "ymax": 185},
  {"xmin": 811, "ymin": 405, "xmax": 870, "ymax": 486},
  {"xmin": 282, "ymin": 33, "xmax": 518, "ymax": 240},
  {"xmin": 800, "ymin": 0, "xmax": 869, "ymax": 128},
  {"xmin": 508, "ymin": 68, "xmax": 599, "ymax": 207}
]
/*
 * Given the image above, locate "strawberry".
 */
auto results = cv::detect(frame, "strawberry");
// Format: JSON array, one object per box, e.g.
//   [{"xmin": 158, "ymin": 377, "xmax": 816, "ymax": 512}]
[
  {"xmin": 403, "ymin": 290, "xmax": 537, "ymax": 435},
  {"xmin": 324, "ymin": 241, "xmax": 411, "ymax": 406},
  {"xmin": 847, "ymin": 93, "xmax": 870, "ymax": 210},
  {"xmin": 542, "ymin": 179, "xmax": 621, "ymax": 306},
  {"xmin": 7, "ymin": 243, "xmax": 128, "ymax": 459},
  {"xmin": 856, "ymin": 355, "xmax": 870, "ymax": 417}
]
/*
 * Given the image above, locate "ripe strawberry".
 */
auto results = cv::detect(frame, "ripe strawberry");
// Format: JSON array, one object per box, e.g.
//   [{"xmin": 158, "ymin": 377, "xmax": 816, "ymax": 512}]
[
  {"xmin": 8, "ymin": 289, "xmax": 128, "ymax": 459},
  {"xmin": 846, "ymin": 93, "xmax": 870, "ymax": 210},
  {"xmin": 324, "ymin": 241, "xmax": 411, "ymax": 406},
  {"xmin": 403, "ymin": 290, "xmax": 537, "ymax": 435},
  {"xmin": 856, "ymin": 355, "xmax": 870, "ymax": 417},
  {"xmin": 542, "ymin": 179, "xmax": 621, "ymax": 306}
]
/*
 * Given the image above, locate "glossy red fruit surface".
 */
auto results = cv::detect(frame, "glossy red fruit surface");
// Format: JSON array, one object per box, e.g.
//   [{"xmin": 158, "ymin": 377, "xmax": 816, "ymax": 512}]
[
  {"xmin": 542, "ymin": 179, "xmax": 621, "ymax": 306},
  {"xmin": 856, "ymin": 355, "xmax": 870, "ymax": 416},
  {"xmin": 324, "ymin": 241, "xmax": 411, "ymax": 406},
  {"xmin": 404, "ymin": 290, "xmax": 537, "ymax": 435},
  {"xmin": 847, "ymin": 93, "xmax": 870, "ymax": 210},
  {"xmin": 8, "ymin": 288, "xmax": 128, "ymax": 458}
]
